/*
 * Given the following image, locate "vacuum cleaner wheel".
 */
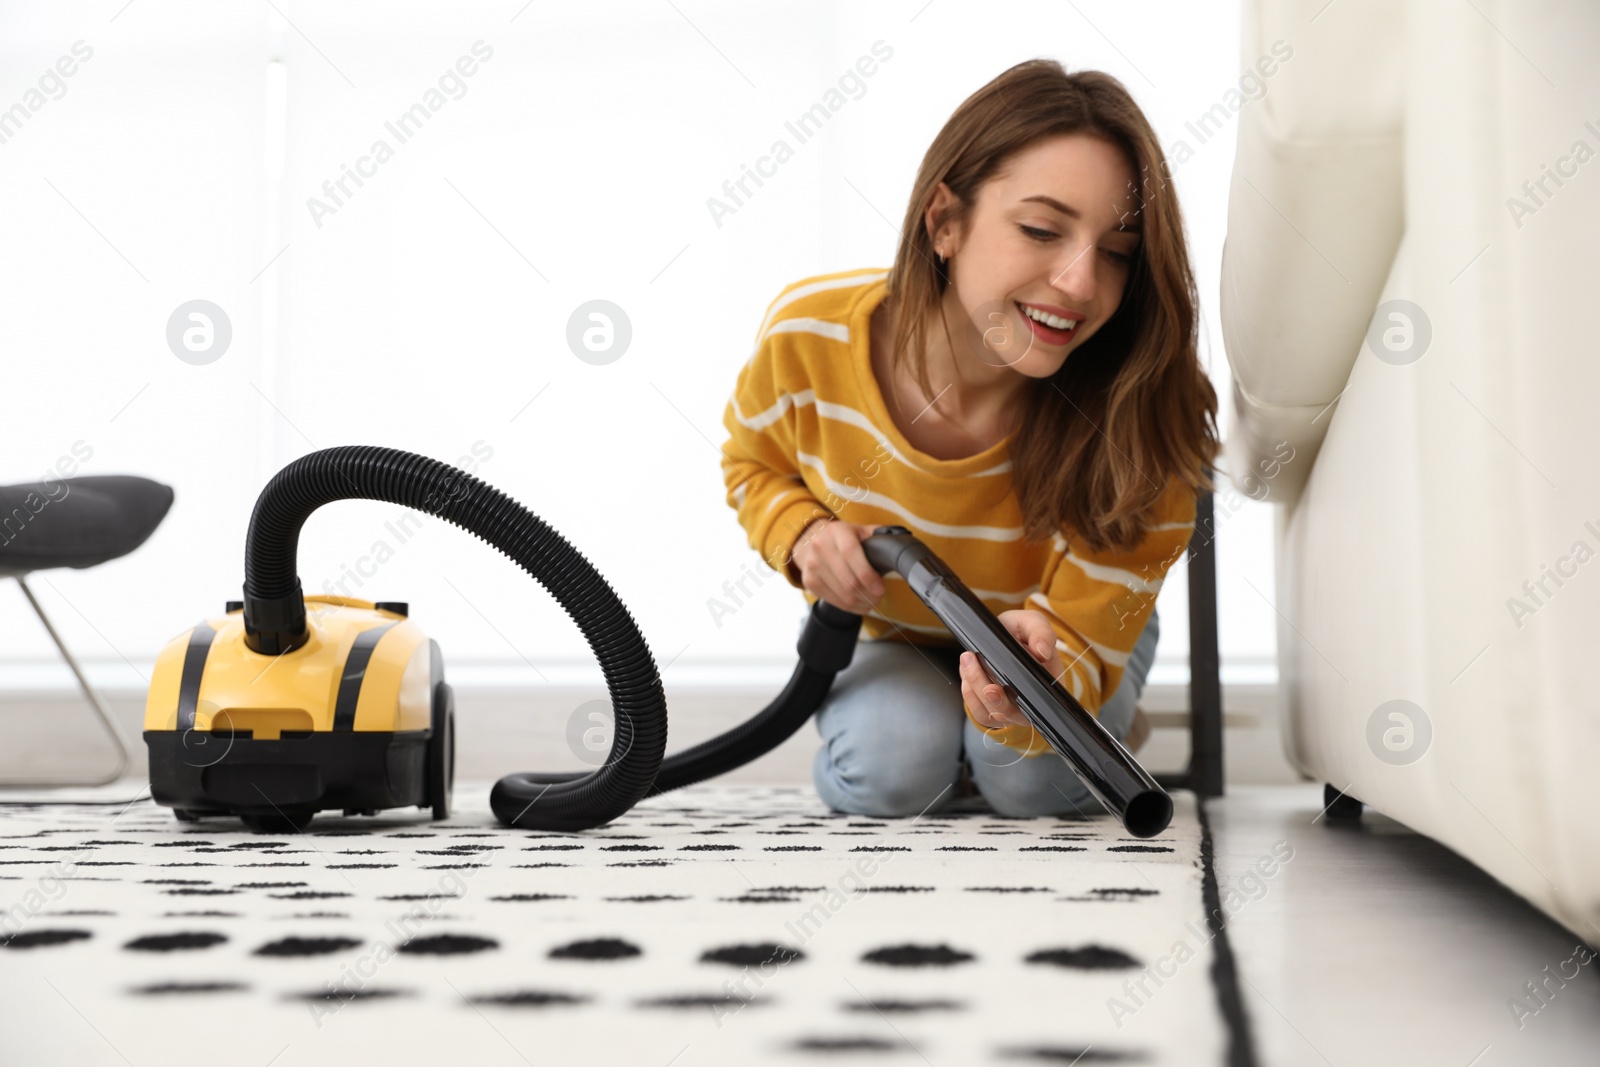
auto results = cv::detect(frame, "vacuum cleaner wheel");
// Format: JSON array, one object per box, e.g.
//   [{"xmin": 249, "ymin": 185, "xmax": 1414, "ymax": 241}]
[
  {"xmin": 429, "ymin": 681, "xmax": 455, "ymax": 820},
  {"xmin": 239, "ymin": 808, "xmax": 314, "ymax": 833}
]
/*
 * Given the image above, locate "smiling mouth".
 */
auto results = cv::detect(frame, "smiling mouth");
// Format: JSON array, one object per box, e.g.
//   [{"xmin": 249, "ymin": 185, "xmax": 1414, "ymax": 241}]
[{"xmin": 1015, "ymin": 302, "xmax": 1083, "ymax": 345}]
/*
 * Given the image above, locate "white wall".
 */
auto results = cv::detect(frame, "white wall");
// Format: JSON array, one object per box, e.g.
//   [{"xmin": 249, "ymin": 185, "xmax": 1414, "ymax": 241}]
[{"xmin": 0, "ymin": 0, "xmax": 1278, "ymax": 691}]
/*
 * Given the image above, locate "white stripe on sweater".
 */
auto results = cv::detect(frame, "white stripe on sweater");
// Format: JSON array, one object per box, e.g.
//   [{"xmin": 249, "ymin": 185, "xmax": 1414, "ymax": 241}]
[
  {"xmin": 795, "ymin": 450, "xmax": 1024, "ymax": 542},
  {"xmin": 731, "ymin": 391, "xmax": 1011, "ymax": 478},
  {"xmin": 757, "ymin": 271, "xmax": 888, "ymax": 340},
  {"xmin": 762, "ymin": 317, "xmax": 850, "ymax": 345},
  {"xmin": 1065, "ymin": 552, "xmax": 1164, "ymax": 595},
  {"xmin": 1028, "ymin": 592, "xmax": 1131, "ymax": 669},
  {"xmin": 1045, "ymin": 537, "xmax": 1163, "ymax": 593},
  {"xmin": 731, "ymin": 388, "xmax": 811, "ymax": 433}
]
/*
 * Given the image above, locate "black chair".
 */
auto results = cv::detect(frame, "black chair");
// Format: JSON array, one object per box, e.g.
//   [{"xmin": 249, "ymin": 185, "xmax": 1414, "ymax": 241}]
[{"xmin": 0, "ymin": 475, "xmax": 174, "ymax": 786}]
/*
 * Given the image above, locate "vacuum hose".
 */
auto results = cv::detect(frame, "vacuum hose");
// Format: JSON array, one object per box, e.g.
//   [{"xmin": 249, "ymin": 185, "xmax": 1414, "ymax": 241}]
[
  {"xmin": 241, "ymin": 445, "xmax": 864, "ymax": 833},
  {"xmin": 243, "ymin": 445, "xmax": 1170, "ymax": 838}
]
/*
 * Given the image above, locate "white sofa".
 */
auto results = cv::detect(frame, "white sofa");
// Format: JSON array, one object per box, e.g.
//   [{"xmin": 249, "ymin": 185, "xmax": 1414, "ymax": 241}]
[{"xmin": 1221, "ymin": 0, "xmax": 1600, "ymax": 942}]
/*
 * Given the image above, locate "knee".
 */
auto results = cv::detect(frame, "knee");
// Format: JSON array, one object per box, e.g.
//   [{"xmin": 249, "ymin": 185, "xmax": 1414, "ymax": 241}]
[
  {"xmin": 978, "ymin": 764, "xmax": 1060, "ymax": 818},
  {"xmin": 983, "ymin": 767, "xmax": 1107, "ymax": 818},
  {"xmin": 966, "ymin": 730, "xmax": 1107, "ymax": 818},
  {"xmin": 813, "ymin": 739, "xmax": 956, "ymax": 818}
]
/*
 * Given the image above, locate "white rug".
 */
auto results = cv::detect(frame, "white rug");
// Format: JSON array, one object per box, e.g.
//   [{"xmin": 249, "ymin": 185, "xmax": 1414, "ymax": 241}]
[{"xmin": 0, "ymin": 783, "xmax": 1242, "ymax": 1065}]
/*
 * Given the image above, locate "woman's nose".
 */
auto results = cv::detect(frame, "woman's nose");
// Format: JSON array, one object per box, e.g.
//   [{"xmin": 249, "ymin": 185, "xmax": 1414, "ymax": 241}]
[{"xmin": 1049, "ymin": 241, "xmax": 1098, "ymax": 303}]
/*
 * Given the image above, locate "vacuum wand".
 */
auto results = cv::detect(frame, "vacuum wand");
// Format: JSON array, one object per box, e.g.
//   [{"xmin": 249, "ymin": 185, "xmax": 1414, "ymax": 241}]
[{"xmin": 854, "ymin": 525, "xmax": 1173, "ymax": 838}]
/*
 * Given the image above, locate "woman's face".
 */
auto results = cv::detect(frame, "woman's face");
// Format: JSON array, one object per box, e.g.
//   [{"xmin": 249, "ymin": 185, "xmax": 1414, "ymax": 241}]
[{"xmin": 930, "ymin": 132, "xmax": 1142, "ymax": 377}]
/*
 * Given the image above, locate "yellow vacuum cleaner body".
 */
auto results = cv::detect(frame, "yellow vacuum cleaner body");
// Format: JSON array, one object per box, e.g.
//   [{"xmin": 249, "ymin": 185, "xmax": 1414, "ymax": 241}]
[{"xmin": 143, "ymin": 595, "xmax": 454, "ymax": 832}]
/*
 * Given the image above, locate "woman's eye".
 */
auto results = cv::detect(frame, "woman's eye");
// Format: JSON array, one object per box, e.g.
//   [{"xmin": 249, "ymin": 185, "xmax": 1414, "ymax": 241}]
[
  {"xmin": 1103, "ymin": 247, "xmax": 1135, "ymax": 265},
  {"xmin": 1019, "ymin": 224, "xmax": 1057, "ymax": 242}
]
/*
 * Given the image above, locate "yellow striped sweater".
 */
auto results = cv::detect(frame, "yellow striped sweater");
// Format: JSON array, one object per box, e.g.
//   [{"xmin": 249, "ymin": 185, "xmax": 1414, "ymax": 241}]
[{"xmin": 719, "ymin": 267, "xmax": 1196, "ymax": 755}]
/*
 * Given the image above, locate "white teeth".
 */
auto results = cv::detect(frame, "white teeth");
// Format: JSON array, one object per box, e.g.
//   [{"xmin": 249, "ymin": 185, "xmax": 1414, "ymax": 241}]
[{"xmin": 1019, "ymin": 304, "xmax": 1076, "ymax": 331}]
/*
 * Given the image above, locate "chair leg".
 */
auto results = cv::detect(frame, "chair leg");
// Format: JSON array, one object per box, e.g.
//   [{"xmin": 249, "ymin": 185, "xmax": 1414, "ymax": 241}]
[{"xmin": 1, "ymin": 576, "xmax": 132, "ymax": 787}]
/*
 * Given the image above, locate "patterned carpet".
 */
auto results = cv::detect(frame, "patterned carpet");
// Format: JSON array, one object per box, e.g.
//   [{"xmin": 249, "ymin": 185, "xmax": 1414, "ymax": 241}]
[{"xmin": 0, "ymin": 783, "xmax": 1238, "ymax": 1065}]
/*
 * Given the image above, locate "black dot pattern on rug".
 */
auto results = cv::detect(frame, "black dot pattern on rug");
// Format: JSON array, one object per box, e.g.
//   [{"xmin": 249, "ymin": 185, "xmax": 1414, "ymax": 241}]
[
  {"xmin": 132, "ymin": 981, "xmax": 248, "ymax": 995},
  {"xmin": 327, "ymin": 863, "xmax": 395, "ymax": 869},
  {"xmin": 862, "ymin": 943, "xmax": 975, "ymax": 967},
  {"xmin": 700, "ymin": 942, "xmax": 804, "ymax": 968},
  {"xmin": 2, "ymin": 929, "xmax": 92, "ymax": 950},
  {"xmin": 490, "ymin": 893, "xmax": 572, "ymax": 902},
  {"xmin": 549, "ymin": 937, "xmax": 641, "ymax": 960},
  {"xmin": 254, "ymin": 936, "xmax": 364, "ymax": 957},
  {"xmin": 842, "ymin": 998, "xmax": 964, "ymax": 1013},
  {"xmin": 1020, "ymin": 845, "xmax": 1087, "ymax": 852},
  {"xmin": 792, "ymin": 1036, "xmax": 898, "ymax": 1053},
  {"xmin": 966, "ymin": 886, "xmax": 1053, "ymax": 893},
  {"xmin": 864, "ymin": 885, "xmax": 935, "ymax": 893},
  {"xmin": 472, "ymin": 990, "xmax": 590, "ymax": 1007},
  {"xmin": 1025, "ymin": 945, "xmax": 1142, "ymax": 970},
  {"xmin": 396, "ymin": 934, "xmax": 498, "ymax": 956},
  {"xmin": 637, "ymin": 993, "xmax": 770, "ymax": 1010},
  {"xmin": 125, "ymin": 932, "xmax": 227, "ymax": 952},
  {"xmin": 996, "ymin": 1044, "xmax": 1150, "ymax": 1062},
  {"xmin": 162, "ymin": 910, "xmax": 238, "ymax": 918},
  {"xmin": 1107, "ymin": 845, "xmax": 1173, "ymax": 853},
  {"xmin": 293, "ymin": 987, "xmax": 409, "ymax": 1003}
]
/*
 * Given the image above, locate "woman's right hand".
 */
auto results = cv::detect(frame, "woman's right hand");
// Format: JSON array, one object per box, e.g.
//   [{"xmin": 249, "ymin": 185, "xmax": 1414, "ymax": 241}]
[{"xmin": 792, "ymin": 517, "xmax": 887, "ymax": 614}]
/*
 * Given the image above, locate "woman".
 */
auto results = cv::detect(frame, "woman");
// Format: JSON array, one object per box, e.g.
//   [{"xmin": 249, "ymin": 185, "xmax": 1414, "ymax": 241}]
[{"xmin": 719, "ymin": 60, "xmax": 1218, "ymax": 818}]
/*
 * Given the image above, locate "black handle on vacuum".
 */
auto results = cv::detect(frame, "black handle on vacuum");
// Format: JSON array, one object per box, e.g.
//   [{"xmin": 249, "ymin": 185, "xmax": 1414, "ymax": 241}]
[{"xmin": 856, "ymin": 524, "xmax": 1173, "ymax": 838}]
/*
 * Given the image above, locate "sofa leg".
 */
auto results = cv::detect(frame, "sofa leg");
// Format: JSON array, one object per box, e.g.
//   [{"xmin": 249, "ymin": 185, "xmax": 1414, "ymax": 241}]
[{"xmin": 1322, "ymin": 783, "xmax": 1363, "ymax": 820}]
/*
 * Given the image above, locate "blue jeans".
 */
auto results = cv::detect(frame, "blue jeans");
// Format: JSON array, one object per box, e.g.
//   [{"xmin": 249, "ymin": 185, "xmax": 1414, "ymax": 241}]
[{"xmin": 812, "ymin": 608, "xmax": 1159, "ymax": 818}]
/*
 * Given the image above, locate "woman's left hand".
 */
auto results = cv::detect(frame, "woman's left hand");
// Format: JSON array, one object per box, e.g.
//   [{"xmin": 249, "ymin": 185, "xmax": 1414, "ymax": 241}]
[{"xmin": 959, "ymin": 609, "xmax": 1065, "ymax": 729}]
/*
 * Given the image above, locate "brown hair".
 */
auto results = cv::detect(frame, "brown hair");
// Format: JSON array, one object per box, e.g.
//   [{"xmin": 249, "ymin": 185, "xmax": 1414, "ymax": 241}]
[{"xmin": 883, "ymin": 59, "xmax": 1218, "ymax": 554}]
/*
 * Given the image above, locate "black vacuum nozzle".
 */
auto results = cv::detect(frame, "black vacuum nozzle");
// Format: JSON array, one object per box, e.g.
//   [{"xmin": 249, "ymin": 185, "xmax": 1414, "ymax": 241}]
[{"xmin": 858, "ymin": 525, "xmax": 1173, "ymax": 838}]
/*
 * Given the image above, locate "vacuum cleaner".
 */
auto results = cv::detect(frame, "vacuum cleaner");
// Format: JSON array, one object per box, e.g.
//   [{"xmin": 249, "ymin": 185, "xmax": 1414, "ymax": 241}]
[{"xmin": 142, "ymin": 446, "xmax": 1172, "ymax": 838}]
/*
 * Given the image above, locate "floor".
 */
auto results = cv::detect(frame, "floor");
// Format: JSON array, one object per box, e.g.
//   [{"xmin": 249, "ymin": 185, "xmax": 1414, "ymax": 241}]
[
  {"xmin": 3, "ymin": 689, "xmax": 1598, "ymax": 1064},
  {"xmin": 1, "ymin": 784, "xmax": 1227, "ymax": 1066},
  {"xmin": 1209, "ymin": 785, "xmax": 1600, "ymax": 1066},
  {"xmin": 4, "ymin": 781, "xmax": 1597, "ymax": 1066}
]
